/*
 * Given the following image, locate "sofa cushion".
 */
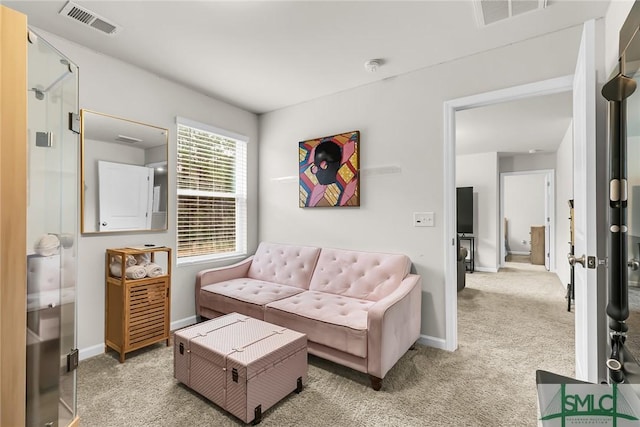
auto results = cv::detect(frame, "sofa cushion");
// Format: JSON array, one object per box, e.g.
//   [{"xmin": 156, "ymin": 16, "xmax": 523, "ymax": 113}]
[
  {"xmin": 247, "ymin": 242, "xmax": 321, "ymax": 290},
  {"xmin": 200, "ymin": 279, "xmax": 305, "ymax": 317},
  {"xmin": 265, "ymin": 291, "xmax": 373, "ymax": 358},
  {"xmin": 309, "ymin": 247, "xmax": 411, "ymax": 302}
]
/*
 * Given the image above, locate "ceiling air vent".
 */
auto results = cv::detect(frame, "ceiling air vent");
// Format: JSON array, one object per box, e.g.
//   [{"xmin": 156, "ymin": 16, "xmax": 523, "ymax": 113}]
[
  {"xmin": 59, "ymin": 1, "xmax": 121, "ymax": 35},
  {"xmin": 473, "ymin": 0, "xmax": 547, "ymax": 27}
]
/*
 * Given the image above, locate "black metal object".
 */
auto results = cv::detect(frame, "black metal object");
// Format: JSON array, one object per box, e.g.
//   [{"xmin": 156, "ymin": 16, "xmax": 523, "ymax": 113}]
[
  {"xmin": 232, "ymin": 367, "xmax": 238, "ymax": 383},
  {"xmin": 252, "ymin": 405, "xmax": 262, "ymax": 425},
  {"xmin": 296, "ymin": 376, "xmax": 303, "ymax": 394},
  {"xmin": 568, "ymin": 200, "xmax": 575, "ymax": 312},
  {"xmin": 66, "ymin": 348, "xmax": 79, "ymax": 373},
  {"xmin": 69, "ymin": 112, "xmax": 80, "ymax": 134},
  {"xmin": 602, "ymin": 68, "xmax": 637, "ymax": 383},
  {"xmin": 459, "ymin": 235, "xmax": 475, "ymax": 273}
]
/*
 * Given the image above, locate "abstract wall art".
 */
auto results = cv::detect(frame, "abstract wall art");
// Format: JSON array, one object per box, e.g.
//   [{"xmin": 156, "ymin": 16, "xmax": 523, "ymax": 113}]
[{"xmin": 299, "ymin": 130, "xmax": 360, "ymax": 207}]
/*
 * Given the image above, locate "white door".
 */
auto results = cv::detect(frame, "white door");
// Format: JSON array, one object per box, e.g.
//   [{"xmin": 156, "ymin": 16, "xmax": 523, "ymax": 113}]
[
  {"xmin": 572, "ymin": 20, "xmax": 600, "ymax": 383},
  {"xmin": 98, "ymin": 160, "xmax": 154, "ymax": 231}
]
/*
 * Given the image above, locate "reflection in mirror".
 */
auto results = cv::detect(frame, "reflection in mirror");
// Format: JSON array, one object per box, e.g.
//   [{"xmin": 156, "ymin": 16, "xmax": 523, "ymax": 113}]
[{"xmin": 81, "ymin": 110, "xmax": 168, "ymax": 233}]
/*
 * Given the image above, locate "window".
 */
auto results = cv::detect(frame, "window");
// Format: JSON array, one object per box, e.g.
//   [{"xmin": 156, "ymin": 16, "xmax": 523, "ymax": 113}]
[{"xmin": 176, "ymin": 118, "xmax": 247, "ymax": 263}]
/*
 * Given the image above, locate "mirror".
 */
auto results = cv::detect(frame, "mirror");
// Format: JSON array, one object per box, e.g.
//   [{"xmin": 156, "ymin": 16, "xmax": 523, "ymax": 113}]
[{"xmin": 80, "ymin": 110, "xmax": 168, "ymax": 233}]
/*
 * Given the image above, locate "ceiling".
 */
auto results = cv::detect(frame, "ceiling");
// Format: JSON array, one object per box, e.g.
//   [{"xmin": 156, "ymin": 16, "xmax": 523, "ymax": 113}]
[
  {"xmin": 456, "ymin": 91, "xmax": 573, "ymax": 156},
  {"xmin": 6, "ymin": 0, "xmax": 610, "ymax": 155},
  {"xmin": 83, "ymin": 110, "xmax": 168, "ymax": 150}
]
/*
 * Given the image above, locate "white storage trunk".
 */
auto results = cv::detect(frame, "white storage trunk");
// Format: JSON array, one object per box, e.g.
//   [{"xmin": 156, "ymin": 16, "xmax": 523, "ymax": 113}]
[{"xmin": 174, "ymin": 313, "xmax": 307, "ymax": 424}]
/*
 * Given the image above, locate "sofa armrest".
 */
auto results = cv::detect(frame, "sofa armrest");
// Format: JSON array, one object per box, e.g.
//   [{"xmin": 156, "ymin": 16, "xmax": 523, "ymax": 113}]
[
  {"xmin": 195, "ymin": 256, "xmax": 254, "ymax": 315},
  {"xmin": 367, "ymin": 274, "xmax": 422, "ymax": 379}
]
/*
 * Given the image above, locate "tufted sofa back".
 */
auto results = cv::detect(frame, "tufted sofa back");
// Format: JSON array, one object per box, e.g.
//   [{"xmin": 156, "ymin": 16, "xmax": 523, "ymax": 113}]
[
  {"xmin": 309, "ymin": 247, "xmax": 411, "ymax": 302},
  {"xmin": 247, "ymin": 242, "xmax": 321, "ymax": 289}
]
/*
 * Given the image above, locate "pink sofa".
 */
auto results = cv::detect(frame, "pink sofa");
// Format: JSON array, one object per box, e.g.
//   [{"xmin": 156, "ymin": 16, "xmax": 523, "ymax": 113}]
[{"xmin": 195, "ymin": 242, "xmax": 422, "ymax": 390}]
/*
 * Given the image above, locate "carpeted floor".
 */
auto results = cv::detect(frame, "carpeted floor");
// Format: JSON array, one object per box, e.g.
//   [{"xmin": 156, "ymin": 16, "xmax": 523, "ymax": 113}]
[
  {"xmin": 77, "ymin": 263, "xmax": 574, "ymax": 426},
  {"xmin": 627, "ymin": 286, "xmax": 640, "ymax": 359}
]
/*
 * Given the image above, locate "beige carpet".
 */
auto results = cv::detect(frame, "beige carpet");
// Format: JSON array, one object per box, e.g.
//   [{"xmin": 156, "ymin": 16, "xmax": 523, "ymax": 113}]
[
  {"xmin": 626, "ymin": 286, "xmax": 640, "ymax": 359},
  {"xmin": 77, "ymin": 264, "xmax": 574, "ymax": 426}
]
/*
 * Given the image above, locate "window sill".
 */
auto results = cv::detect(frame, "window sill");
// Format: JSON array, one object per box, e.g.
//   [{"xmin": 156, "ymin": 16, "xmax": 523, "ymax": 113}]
[{"xmin": 176, "ymin": 252, "xmax": 247, "ymax": 267}]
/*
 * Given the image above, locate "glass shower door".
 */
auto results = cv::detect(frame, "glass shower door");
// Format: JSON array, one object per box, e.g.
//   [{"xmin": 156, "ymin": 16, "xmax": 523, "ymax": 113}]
[{"xmin": 26, "ymin": 30, "xmax": 78, "ymax": 427}]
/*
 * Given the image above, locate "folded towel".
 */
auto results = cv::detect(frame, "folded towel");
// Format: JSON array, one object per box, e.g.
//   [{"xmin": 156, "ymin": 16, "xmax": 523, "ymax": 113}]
[
  {"xmin": 34, "ymin": 234, "xmax": 60, "ymax": 256},
  {"xmin": 145, "ymin": 263, "xmax": 164, "ymax": 278},
  {"xmin": 111, "ymin": 255, "xmax": 136, "ymax": 267},
  {"xmin": 134, "ymin": 253, "xmax": 151, "ymax": 266},
  {"xmin": 110, "ymin": 263, "xmax": 147, "ymax": 280}
]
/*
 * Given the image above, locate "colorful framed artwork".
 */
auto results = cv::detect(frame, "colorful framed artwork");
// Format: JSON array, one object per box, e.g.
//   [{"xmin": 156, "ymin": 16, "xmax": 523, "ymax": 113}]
[{"xmin": 299, "ymin": 130, "xmax": 360, "ymax": 207}]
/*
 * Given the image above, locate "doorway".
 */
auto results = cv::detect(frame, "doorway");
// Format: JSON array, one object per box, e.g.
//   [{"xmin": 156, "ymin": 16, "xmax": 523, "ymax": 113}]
[
  {"xmin": 500, "ymin": 170, "xmax": 555, "ymax": 271},
  {"xmin": 444, "ymin": 74, "xmax": 574, "ymax": 352},
  {"xmin": 445, "ymin": 21, "xmax": 603, "ymax": 383}
]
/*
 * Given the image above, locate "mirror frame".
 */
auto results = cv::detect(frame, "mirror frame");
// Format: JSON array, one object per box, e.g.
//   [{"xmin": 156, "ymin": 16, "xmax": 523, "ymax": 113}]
[{"xmin": 80, "ymin": 109, "xmax": 169, "ymax": 234}]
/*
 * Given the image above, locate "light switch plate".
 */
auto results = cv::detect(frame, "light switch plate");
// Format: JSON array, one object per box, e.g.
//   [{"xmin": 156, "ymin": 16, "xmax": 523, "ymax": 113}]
[{"xmin": 414, "ymin": 212, "xmax": 435, "ymax": 227}]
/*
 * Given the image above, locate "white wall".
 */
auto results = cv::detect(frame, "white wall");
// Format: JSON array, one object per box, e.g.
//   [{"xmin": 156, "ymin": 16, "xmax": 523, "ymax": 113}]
[
  {"xmin": 457, "ymin": 152, "xmax": 499, "ymax": 272},
  {"xmin": 258, "ymin": 25, "xmax": 584, "ymax": 341},
  {"xmin": 34, "ymin": 29, "xmax": 260, "ymax": 358},
  {"xmin": 499, "ymin": 152, "xmax": 556, "ymax": 173},
  {"xmin": 503, "ymin": 174, "xmax": 546, "ymax": 254},
  {"xmin": 555, "ymin": 123, "xmax": 573, "ymax": 289}
]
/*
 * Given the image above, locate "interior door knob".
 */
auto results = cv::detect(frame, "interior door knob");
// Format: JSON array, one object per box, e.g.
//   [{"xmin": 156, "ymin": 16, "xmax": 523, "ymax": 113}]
[
  {"xmin": 567, "ymin": 253, "xmax": 586, "ymax": 267},
  {"xmin": 629, "ymin": 259, "xmax": 640, "ymax": 271}
]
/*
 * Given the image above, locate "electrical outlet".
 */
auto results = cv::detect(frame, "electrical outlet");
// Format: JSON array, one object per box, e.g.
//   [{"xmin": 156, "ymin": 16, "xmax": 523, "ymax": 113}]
[{"xmin": 414, "ymin": 212, "xmax": 435, "ymax": 227}]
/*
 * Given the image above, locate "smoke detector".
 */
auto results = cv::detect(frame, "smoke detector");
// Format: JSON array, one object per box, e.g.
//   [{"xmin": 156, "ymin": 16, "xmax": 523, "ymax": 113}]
[
  {"xmin": 473, "ymin": 0, "xmax": 547, "ymax": 27},
  {"xmin": 59, "ymin": 1, "xmax": 121, "ymax": 35},
  {"xmin": 364, "ymin": 59, "xmax": 382, "ymax": 73}
]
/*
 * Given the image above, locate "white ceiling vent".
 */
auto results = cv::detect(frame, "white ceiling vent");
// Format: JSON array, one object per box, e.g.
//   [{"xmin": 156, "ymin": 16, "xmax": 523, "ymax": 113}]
[
  {"xmin": 59, "ymin": 1, "xmax": 121, "ymax": 35},
  {"xmin": 473, "ymin": 0, "xmax": 547, "ymax": 27}
]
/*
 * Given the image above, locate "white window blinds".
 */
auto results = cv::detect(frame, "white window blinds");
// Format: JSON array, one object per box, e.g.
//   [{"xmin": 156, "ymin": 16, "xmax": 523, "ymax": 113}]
[{"xmin": 176, "ymin": 119, "xmax": 247, "ymax": 262}]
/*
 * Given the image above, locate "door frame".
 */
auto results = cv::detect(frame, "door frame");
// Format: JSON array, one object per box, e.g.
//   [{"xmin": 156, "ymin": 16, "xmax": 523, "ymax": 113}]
[
  {"xmin": 443, "ymin": 75, "xmax": 573, "ymax": 351},
  {"xmin": 499, "ymin": 169, "xmax": 555, "ymax": 270}
]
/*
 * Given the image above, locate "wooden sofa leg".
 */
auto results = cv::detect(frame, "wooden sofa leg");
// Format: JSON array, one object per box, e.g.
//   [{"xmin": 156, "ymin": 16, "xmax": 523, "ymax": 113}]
[{"xmin": 370, "ymin": 375, "xmax": 382, "ymax": 391}]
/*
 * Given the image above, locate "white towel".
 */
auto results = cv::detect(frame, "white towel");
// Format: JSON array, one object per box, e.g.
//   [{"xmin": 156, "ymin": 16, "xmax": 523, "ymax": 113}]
[
  {"xmin": 111, "ymin": 255, "xmax": 136, "ymax": 267},
  {"xmin": 145, "ymin": 263, "xmax": 163, "ymax": 278},
  {"xmin": 34, "ymin": 234, "xmax": 60, "ymax": 256},
  {"xmin": 110, "ymin": 263, "xmax": 147, "ymax": 280},
  {"xmin": 134, "ymin": 253, "xmax": 151, "ymax": 266}
]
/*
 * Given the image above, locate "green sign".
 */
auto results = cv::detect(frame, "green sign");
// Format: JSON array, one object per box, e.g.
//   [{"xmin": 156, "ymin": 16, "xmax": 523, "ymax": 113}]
[{"xmin": 538, "ymin": 383, "xmax": 640, "ymax": 426}]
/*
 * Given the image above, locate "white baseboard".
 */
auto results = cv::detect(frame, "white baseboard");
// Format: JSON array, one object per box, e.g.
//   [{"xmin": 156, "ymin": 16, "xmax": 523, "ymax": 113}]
[
  {"xmin": 417, "ymin": 334, "xmax": 448, "ymax": 350},
  {"xmin": 474, "ymin": 266, "xmax": 498, "ymax": 273},
  {"xmin": 508, "ymin": 251, "xmax": 530, "ymax": 256},
  {"xmin": 78, "ymin": 315, "xmax": 198, "ymax": 362},
  {"xmin": 79, "ymin": 343, "xmax": 104, "ymax": 361},
  {"xmin": 171, "ymin": 315, "xmax": 198, "ymax": 331}
]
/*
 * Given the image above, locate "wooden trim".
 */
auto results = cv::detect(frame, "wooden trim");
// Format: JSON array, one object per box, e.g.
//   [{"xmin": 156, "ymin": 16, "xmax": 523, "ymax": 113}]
[
  {"xmin": 0, "ymin": 5, "xmax": 27, "ymax": 427},
  {"xmin": 68, "ymin": 415, "xmax": 80, "ymax": 427}
]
